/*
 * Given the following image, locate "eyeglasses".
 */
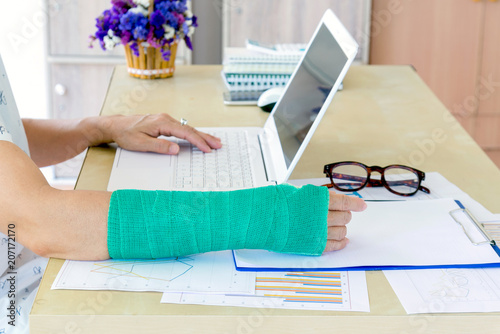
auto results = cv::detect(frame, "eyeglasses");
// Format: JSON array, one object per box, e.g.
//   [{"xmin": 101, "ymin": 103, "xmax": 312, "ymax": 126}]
[{"xmin": 322, "ymin": 161, "xmax": 430, "ymax": 196}]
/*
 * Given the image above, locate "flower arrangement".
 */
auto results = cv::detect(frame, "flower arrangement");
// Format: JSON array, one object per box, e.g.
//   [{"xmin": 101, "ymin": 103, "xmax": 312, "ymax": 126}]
[
  {"xmin": 90, "ymin": 0, "xmax": 197, "ymax": 79},
  {"xmin": 91, "ymin": 0, "xmax": 197, "ymax": 60}
]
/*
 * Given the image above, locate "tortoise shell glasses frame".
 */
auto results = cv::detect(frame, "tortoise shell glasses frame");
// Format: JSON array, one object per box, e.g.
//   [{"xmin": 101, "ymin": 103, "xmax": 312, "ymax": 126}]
[{"xmin": 322, "ymin": 161, "xmax": 431, "ymax": 197}]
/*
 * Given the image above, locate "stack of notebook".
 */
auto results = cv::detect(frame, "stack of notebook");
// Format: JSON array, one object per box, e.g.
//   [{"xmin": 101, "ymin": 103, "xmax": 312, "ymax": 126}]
[{"xmin": 221, "ymin": 46, "xmax": 302, "ymax": 92}]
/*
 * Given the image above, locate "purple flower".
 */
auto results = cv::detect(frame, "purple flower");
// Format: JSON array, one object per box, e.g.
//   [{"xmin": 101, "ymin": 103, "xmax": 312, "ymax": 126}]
[
  {"xmin": 155, "ymin": 2, "xmax": 170, "ymax": 16},
  {"xmin": 118, "ymin": 13, "xmax": 133, "ymax": 31},
  {"xmin": 121, "ymin": 30, "xmax": 132, "ymax": 44},
  {"xmin": 94, "ymin": 10, "xmax": 121, "ymax": 50},
  {"xmin": 153, "ymin": 26, "xmax": 165, "ymax": 39},
  {"xmin": 147, "ymin": 28, "xmax": 162, "ymax": 48},
  {"xmin": 184, "ymin": 35, "xmax": 192, "ymax": 50},
  {"xmin": 88, "ymin": 35, "xmax": 96, "ymax": 48},
  {"xmin": 171, "ymin": 0, "xmax": 188, "ymax": 13},
  {"xmin": 182, "ymin": 22, "xmax": 189, "ymax": 36},
  {"xmin": 166, "ymin": 12, "xmax": 179, "ymax": 29},
  {"xmin": 133, "ymin": 25, "xmax": 148, "ymax": 40},
  {"xmin": 175, "ymin": 12, "xmax": 185, "ymax": 26},
  {"xmin": 111, "ymin": 0, "xmax": 133, "ymax": 14},
  {"xmin": 161, "ymin": 47, "xmax": 171, "ymax": 61},
  {"xmin": 90, "ymin": 0, "xmax": 198, "ymax": 51},
  {"xmin": 150, "ymin": 10, "xmax": 166, "ymax": 28},
  {"xmin": 130, "ymin": 42, "xmax": 139, "ymax": 56},
  {"xmin": 119, "ymin": 11, "xmax": 142, "ymax": 31},
  {"xmin": 95, "ymin": 28, "xmax": 107, "ymax": 41}
]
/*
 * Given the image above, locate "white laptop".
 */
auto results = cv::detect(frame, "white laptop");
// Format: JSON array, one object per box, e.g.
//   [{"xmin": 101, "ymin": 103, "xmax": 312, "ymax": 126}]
[{"xmin": 107, "ymin": 9, "xmax": 358, "ymax": 191}]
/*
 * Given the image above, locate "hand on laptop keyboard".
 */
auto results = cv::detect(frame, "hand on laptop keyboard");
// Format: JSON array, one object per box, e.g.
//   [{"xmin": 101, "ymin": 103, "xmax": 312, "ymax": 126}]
[{"xmin": 100, "ymin": 113, "xmax": 222, "ymax": 155}]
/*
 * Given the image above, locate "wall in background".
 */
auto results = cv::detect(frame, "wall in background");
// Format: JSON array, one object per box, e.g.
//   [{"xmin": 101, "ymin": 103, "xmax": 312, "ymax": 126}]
[
  {"xmin": 370, "ymin": 0, "xmax": 500, "ymax": 169},
  {"xmin": 223, "ymin": 0, "xmax": 371, "ymax": 64},
  {"xmin": 191, "ymin": 0, "xmax": 223, "ymax": 64}
]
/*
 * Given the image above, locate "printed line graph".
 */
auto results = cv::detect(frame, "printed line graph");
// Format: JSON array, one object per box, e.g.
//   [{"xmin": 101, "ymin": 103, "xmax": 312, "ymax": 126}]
[
  {"xmin": 52, "ymin": 251, "xmax": 255, "ymax": 294},
  {"xmin": 90, "ymin": 257, "xmax": 194, "ymax": 283}
]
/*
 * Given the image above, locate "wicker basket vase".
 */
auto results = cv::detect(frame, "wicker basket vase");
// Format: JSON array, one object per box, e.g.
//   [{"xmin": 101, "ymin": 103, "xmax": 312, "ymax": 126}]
[{"xmin": 124, "ymin": 42, "xmax": 178, "ymax": 79}]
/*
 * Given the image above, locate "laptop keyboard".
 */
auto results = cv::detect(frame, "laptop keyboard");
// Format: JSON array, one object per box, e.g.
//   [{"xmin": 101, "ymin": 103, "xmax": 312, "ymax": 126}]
[{"xmin": 174, "ymin": 131, "xmax": 255, "ymax": 189}]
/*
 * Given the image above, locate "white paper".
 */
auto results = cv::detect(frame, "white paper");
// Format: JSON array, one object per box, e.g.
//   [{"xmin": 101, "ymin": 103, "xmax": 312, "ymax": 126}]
[
  {"xmin": 234, "ymin": 198, "xmax": 500, "ymax": 270},
  {"xmin": 161, "ymin": 270, "xmax": 369, "ymax": 312},
  {"xmin": 52, "ymin": 251, "xmax": 255, "ymax": 294},
  {"xmin": 384, "ymin": 268, "xmax": 500, "ymax": 313}
]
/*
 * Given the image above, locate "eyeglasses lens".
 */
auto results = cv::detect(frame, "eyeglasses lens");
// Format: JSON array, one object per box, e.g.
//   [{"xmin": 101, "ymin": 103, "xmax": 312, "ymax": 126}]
[
  {"xmin": 330, "ymin": 164, "xmax": 368, "ymax": 191},
  {"xmin": 384, "ymin": 167, "xmax": 420, "ymax": 195}
]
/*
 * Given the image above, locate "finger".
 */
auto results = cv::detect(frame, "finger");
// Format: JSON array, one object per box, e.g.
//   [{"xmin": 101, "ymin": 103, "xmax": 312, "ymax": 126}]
[
  {"xmin": 323, "ymin": 238, "xmax": 350, "ymax": 253},
  {"xmin": 137, "ymin": 114, "xmax": 209, "ymax": 152},
  {"xmin": 327, "ymin": 210, "xmax": 352, "ymax": 227},
  {"xmin": 161, "ymin": 123, "xmax": 214, "ymax": 153},
  {"xmin": 137, "ymin": 114, "xmax": 217, "ymax": 153},
  {"xmin": 125, "ymin": 136, "xmax": 180, "ymax": 155},
  {"xmin": 327, "ymin": 226, "xmax": 347, "ymax": 240},
  {"xmin": 195, "ymin": 130, "xmax": 223, "ymax": 149},
  {"xmin": 329, "ymin": 193, "xmax": 367, "ymax": 212}
]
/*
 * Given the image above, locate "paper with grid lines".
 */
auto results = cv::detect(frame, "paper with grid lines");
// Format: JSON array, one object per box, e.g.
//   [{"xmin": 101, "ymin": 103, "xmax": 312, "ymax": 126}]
[{"xmin": 52, "ymin": 250, "xmax": 254, "ymax": 294}]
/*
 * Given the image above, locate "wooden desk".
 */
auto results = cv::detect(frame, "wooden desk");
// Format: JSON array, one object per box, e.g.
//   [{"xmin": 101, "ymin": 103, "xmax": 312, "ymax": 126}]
[{"xmin": 31, "ymin": 65, "xmax": 500, "ymax": 333}]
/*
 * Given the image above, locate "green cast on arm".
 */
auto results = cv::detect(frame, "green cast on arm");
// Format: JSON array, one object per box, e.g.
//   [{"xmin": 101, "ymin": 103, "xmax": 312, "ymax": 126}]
[{"xmin": 107, "ymin": 184, "xmax": 329, "ymax": 259}]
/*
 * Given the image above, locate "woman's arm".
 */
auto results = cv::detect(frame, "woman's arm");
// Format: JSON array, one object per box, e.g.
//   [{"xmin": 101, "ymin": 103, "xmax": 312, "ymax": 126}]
[
  {"xmin": 0, "ymin": 141, "xmax": 110, "ymax": 260},
  {"xmin": 0, "ymin": 137, "xmax": 365, "ymax": 261},
  {"xmin": 22, "ymin": 113, "xmax": 222, "ymax": 167}
]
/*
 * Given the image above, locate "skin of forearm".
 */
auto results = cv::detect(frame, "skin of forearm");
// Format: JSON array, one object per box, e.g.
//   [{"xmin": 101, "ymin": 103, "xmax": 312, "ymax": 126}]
[
  {"xmin": 23, "ymin": 114, "xmax": 223, "ymax": 168},
  {"xmin": 0, "ymin": 141, "xmax": 111, "ymax": 260},
  {"xmin": 22, "ymin": 117, "xmax": 115, "ymax": 167}
]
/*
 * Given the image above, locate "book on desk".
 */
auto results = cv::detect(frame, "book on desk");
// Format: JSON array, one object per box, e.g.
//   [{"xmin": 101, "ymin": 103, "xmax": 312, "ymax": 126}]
[{"xmin": 221, "ymin": 46, "xmax": 302, "ymax": 104}]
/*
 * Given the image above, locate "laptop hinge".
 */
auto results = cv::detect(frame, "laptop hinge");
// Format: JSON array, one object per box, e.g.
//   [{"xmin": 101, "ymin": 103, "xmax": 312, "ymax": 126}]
[{"xmin": 258, "ymin": 132, "xmax": 277, "ymax": 184}]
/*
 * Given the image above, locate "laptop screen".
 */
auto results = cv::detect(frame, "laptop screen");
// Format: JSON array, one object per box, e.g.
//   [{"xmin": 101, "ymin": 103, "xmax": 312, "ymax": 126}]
[{"xmin": 272, "ymin": 23, "xmax": 349, "ymax": 168}]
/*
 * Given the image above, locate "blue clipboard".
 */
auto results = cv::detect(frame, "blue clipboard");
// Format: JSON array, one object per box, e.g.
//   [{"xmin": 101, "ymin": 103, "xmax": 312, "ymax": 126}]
[{"xmin": 232, "ymin": 200, "xmax": 500, "ymax": 272}]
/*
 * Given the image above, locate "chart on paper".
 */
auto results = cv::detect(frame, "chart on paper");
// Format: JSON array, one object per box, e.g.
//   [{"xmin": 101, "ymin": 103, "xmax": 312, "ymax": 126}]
[
  {"xmin": 483, "ymin": 215, "xmax": 500, "ymax": 243},
  {"xmin": 52, "ymin": 251, "xmax": 255, "ymax": 294},
  {"xmin": 161, "ymin": 270, "xmax": 370, "ymax": 312},
  {"xmin": 384, "ymin": 267, "xmax": 500, "ymax": 313}
]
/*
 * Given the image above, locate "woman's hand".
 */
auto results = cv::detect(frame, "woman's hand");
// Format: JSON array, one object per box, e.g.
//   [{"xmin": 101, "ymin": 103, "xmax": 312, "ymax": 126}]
[
  {"xmin": 324, "ymin": 193, "xmax": 367, "ymax": 253},
  {"xmin": 99, "ymin": 113, "xmax": 222, "ymax": 154}
]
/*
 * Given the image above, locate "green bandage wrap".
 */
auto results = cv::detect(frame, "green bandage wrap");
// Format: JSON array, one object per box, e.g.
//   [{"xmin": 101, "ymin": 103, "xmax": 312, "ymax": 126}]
[{"xmin": 107, "ymin": 184, "xmax": 329, "ymax": 259}]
